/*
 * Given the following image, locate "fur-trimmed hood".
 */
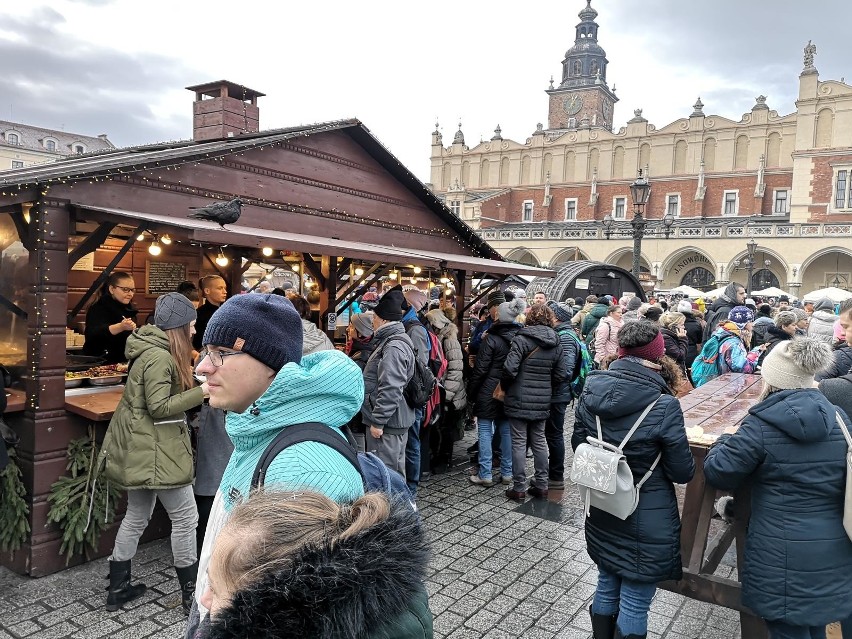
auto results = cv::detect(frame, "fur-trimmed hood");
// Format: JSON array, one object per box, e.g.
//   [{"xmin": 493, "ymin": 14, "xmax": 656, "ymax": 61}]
[{"xmin": 202, "ymin": 497, "xmax": 431, "ymax": 639}]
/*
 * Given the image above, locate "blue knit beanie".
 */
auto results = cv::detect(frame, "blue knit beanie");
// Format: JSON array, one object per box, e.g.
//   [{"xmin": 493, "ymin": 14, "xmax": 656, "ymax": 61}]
[
  {"xmin": 728, "ymin": 305, "xmax": 754, "ymax": 328},
  {"xmin": 202, "ymin": 294, "xmax": 303, "ymax": 371}
]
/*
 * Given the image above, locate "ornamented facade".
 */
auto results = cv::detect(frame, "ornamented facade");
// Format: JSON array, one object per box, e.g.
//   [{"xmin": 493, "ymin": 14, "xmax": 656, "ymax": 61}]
[
  {"xmin": 0, "ymin": 121, "xmax": 114, "ymax": 170},
  {"xmin": 428, "ymin": 2, "xmax": 852, "ymax": 297}
]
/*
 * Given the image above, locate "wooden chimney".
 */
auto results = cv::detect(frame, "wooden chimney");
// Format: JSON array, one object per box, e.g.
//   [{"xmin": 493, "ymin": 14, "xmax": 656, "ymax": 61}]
[{"xmin": 186, "ymin": 80, "xmax": 265, "ymax": 141}]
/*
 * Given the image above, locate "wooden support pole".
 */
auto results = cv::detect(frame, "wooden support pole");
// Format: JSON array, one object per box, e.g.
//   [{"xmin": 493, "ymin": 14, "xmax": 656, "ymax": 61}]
[
  {"xmin": 302, "ymin": 252, "xmax": 325, "ymax": 289},
  {"xmin": 320, "ymin": 255, "xmax": 338, "ymax": 338},
  {"xmin": 68, "ymin": 222, "xmax": 116, "ymax": 269},
  {"xmin": 454, "ymin": 269, "xmax": 468, "ymax": 337}
]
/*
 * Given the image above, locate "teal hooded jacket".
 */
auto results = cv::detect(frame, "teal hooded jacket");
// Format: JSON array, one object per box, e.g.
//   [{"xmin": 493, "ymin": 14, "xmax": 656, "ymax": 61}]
[{"xmin": 218, "ymin": 349, "xmax": 366, "ymax": 511}]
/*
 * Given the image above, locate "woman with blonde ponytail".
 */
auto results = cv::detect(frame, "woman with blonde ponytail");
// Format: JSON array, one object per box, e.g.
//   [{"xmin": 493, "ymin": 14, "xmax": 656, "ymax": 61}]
[{"xmin": 199, "ymin": 490, "xmax": 433, "ymax": 639}]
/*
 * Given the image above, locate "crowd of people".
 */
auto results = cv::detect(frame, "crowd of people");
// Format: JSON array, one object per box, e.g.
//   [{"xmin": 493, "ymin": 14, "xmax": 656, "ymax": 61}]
[{"xmin": 78, "ymin": 271, "xmax": 852, "ymax": 639}]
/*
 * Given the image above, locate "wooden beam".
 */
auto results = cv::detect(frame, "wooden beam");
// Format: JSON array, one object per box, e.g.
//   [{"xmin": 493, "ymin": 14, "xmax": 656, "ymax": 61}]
[
  {"xmin": 67, "ymin": 222, "xmax": 146, "ymax": 324},
  {"xmin": 454, "ymin": 269, "xmax": 467, "ymax": 337},
  {"xmin": 462, "ymin": 275, "xmax": 507, "ymax": 314},
  {"xmin": 336, "ymin": 263, "xmax": 391, "ymax": 315},
  {"xmin": 68, "ymin": 222, "xmax": 116, "ymax": 269},
  {"xmin": 700, "ymin": 523, "xmax": 736, "ymax": 575},
  {"xmin": 9, "ymin": 207, "xmax": 32, "ymax": 251},
  {"xmin": 335, "ymin": 258, "xmax": 353, "ymax": 281},
  {"xmin": 320, "ymin": 255, "xmax": 337, "ymax": 338},
  {"xmin": 0, "ymin": 294, "xmax": 26, "ymax": 319},
  {"xmin": 302, "ymin": 253, "xmax": 325, "ymax": 289}
]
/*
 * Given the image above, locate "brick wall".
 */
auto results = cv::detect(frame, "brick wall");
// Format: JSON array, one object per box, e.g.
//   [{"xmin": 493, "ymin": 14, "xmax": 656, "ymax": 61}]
[{"xmin": 807, "ymin": 153, "xmax": 852, "ymax": 222}]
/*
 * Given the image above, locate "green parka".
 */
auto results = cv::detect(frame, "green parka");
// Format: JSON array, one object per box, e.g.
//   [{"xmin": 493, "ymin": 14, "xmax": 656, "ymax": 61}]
[{"xmin": 100, "ymin": 325, "xmax": 204, "ymax": 490}]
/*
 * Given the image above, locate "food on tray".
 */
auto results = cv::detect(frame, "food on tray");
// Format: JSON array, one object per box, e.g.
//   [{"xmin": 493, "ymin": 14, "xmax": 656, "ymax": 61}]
[
  {"xmin": 685, "ymin": 426, "xmax": 704, "ymax": 439},
  {"xmin": 65, "ymin": 371, "xmax": 89, "ymax": 380},
  {"xmin": 85, "ymin": 364, "xmax": 128, "ymax": 377}
]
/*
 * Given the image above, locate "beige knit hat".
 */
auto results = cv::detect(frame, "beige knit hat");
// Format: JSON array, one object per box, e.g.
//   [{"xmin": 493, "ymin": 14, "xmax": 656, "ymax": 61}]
[{"xmin": 760, "ymin": 337, "xmax": 832, "ymax": 390}]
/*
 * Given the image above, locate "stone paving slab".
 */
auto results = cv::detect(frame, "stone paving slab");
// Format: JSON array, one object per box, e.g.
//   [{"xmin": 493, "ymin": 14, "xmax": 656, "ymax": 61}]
[{"xmin": 0, "ymin": 413, "xmax": 742, "ymax": 638}]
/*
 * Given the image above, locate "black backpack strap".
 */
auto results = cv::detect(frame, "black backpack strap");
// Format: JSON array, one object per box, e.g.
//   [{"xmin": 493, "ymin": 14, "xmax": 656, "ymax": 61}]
[{"xmin": 251, "ymin": 422, "xmax": 365, "ymax": 490}]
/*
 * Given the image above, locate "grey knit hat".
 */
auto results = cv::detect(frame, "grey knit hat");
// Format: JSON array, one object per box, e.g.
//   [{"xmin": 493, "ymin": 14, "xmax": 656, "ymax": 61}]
[
  {"xmin": 547, "ymin": 300, "xmax": 573, "ymax": 323},
  {"xmin": 350, "ymin": 312, "xmax": 374, "ymax": 338},
  {"xmin": 627, "ymin": 296, "xmax": 643, "ymax": 311},
  {"xmin": 497, "ymin": 297, "xmax": 526, "ymax": 323},
  {"xmin": 154, "ymin": 292, "xmax": 197, "ymax": 330},
  {"xmin": 761, "ymin": 337, "xmax": 832, "ymax": 390},
  {"xmin": 813, "ymin": 297, "xmax": 835, "ymax": 312},
  {"xmin": 202, "ymin": 294, "xmax": 303, "ymax": 371}
]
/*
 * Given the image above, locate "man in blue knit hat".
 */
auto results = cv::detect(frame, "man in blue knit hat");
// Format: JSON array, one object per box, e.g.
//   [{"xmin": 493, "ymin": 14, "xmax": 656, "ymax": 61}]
[{"xmin": 186, "ymin": 293, "xmax": 366, "ymax": 635}]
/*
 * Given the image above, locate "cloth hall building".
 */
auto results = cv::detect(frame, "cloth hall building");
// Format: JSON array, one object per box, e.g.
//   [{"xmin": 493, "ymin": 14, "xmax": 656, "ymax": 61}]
[{"xmin": 428, "ymin": 1, "xmax": 852, "ymax": 296}]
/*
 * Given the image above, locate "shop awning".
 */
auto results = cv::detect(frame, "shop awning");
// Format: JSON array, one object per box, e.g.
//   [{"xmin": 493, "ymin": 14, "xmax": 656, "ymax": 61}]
[{"xmin": 71, "ymin": 204, "xmax": 556, "ymax": 278}]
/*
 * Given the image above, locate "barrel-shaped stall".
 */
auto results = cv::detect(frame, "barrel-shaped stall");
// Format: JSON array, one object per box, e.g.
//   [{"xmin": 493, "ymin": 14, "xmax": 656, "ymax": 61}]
[{"xmin": 526, "ymin": 260, "xmax": 647, "ymax": 303}]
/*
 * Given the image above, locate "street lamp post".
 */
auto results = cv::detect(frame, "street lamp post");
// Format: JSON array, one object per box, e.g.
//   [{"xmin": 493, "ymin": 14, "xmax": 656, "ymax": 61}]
[
  {"xmin": 733, "ymin": 236, "xmax": 769, "ymax": 296},
  {"xmin": 602, "ymin": 169, "xmax": 673, "ymax": 278}
]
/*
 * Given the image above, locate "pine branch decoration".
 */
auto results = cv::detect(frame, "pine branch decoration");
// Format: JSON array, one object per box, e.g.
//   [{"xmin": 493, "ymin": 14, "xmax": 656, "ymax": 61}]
[{"xmin": 0, "ymin": 448, "xmax": 30, "ymax": 553}]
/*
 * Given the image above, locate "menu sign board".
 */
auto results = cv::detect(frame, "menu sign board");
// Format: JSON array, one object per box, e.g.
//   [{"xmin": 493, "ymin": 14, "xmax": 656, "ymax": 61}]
[{"xmin": 145, "ymin": 260, "xmax": 187, "ymax": 296}]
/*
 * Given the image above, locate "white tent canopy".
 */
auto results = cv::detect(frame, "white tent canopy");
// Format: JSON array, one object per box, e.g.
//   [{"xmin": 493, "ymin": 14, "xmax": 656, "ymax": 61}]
[
  {"xmin": 801, "ymin": 287, "xmax": 852, "ymax": 303},
  {"xmin": 668, "ymin": 285, "xmax": 706, "ymax": 298},
  {"xmin": 752, "ymin": 286, "xmax": 796, "ymax": 299},
  {"xmin": 701, "ymin": 287, "xmax": 727, "ymax": 299}
]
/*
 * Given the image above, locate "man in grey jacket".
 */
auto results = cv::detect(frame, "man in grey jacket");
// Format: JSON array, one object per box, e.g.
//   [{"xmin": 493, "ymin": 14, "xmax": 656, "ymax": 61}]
[{"xmin": 361, "ymin": 288, "xmax": 415, "ymax": 476}]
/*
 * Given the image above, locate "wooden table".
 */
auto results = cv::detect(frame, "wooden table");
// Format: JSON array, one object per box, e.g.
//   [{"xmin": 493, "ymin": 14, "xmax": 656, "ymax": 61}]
[
  {"xmin": 659, "ymin": 373, "xmax": 767, "ymax": 638},
  {"xmin": 3, "ymin": 388, "xmax": 26, "ymax": 413},
  {"xmin": 63, "ymin": 386, "xmax": 125, "ymax": 422}
]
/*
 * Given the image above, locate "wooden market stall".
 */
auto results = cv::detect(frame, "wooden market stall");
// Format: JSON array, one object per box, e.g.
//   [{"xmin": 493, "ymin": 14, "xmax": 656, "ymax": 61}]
[{"xmin": 0, "ymin": 81, "xmax": 553, "ymax": 576}]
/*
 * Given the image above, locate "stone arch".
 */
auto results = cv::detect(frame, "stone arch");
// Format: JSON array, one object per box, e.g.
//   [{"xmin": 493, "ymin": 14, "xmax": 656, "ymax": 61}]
[
  {"xmin": 766, "ymin": 132, "xmax": 782, "ymax": 167},
  {"xmin": 612, "ymin": 146, "xmax": 625, "ymax": 179},
  {"xmin": 573, "ymin": 60, "xmax": 581, "ymax": 76},
  {"xmin": 499, "ymin": 157, "xmax": 510, "ymax": 185},
  {"xmin": 479, "ymin": 159, "xmax": 490, "ymax": 187},
  {"xmin": 703, "ymin": 138, "xmax": 716, "ymax": 171},
  {"xmin": 520, "ymin": 155, "xmax": 532, "ymax": 184},
  {"xmin": 799, "ymin": 246, "xmax": 852, "ymax": 291},
  {"xmin": 506, "ymin": 247, "xmax": 541, "ymax": 267},
  {"xmin": 542, "ymin": 153, "xmax": 553, "ymax": 181},
  {"xmin": 604, "ymin": 247, "xmax": 651, "ymax": 272},
  {"xmin": 550, "ymin": 246, "xmax": 591, "ymax": 266},
  {"xmin": 659, "ymin": 245, "xmax": 717, "ymax": 284},
  {"xmin": 726, "ymin": 246, "xmax": 789, "ymax": 289},
  {"xmin": 735, "ymin": 135, "xmax": 749, "ymax": 169},
  {"xmin": 815, "ymin": 108, "xmax": 834, "ymax": 148},
  {"xmin": 674, "ymin": 140, "xmax": 687, "ymax": 174},
  {"xmin": 563, "ymin": 151, "xmax": 576, "ymax": 182}
]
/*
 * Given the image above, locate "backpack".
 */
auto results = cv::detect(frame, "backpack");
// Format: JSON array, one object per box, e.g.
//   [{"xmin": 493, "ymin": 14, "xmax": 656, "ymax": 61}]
[
  {"xmin": 251, "ymin": 422, "xmax": 414, "ymax": 507},
  {"xmin": 570, "ymin": 399, "xmax": 659, "ymax": 520},
  {"xmin": 404, "ymin": 321, "xmax": 449, "ymax": 424},
  {"xmin": 558, "ymin": 328, "xmax": 594, "ymax": 399},
  {"xmin": 691, "ymin": 334, "xmax": 737, "ymax": 388},
  {"xmin": 371, "ymin": 334, "xmax": 433, "ymax": 408}
]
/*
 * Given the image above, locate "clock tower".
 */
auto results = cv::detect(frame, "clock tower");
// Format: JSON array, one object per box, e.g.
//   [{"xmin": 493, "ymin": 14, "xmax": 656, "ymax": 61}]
[{"xmin": 546, "ymin": 0, "xmax": 618, "ymax": 132}]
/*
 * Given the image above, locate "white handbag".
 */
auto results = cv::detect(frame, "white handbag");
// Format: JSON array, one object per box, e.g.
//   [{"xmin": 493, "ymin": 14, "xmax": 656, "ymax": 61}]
[
  {"xmin": 570, "ymin": 399, "xmax": 660, "ymax": 520},
  {"xmin": 834, "ymin": 412, "xmax": 852, "ymax": 542}
]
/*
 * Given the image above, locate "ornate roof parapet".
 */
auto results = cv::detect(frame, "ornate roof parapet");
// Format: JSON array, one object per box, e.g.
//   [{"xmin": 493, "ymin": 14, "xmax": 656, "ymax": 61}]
[
  {"xmin": 628, "ymin": 108, "xmax": 647, "ymax": 123},
  {"xmin": 691, "ymin": 98, "xmax": 705, "ymax": 117},
  {"xmin": 491, "ymin": 125, "xmax": 503, "ymax": 141},
  {"xmin": 752, "ymin": 95, "xmax": 769, "ymax": 111}
]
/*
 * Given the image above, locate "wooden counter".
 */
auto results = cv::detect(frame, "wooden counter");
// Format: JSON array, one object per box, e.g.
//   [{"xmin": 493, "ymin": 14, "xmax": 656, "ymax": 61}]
[
  {"xmin": 659, "ymin": 373, "xmax": 767, "ymax": 638},
  {"xmin": 63, "ymin": 386, "xmax": 124, "ymax": 422},
  {"xmin": 4, "ymin": 388, "xmax": 26, "ymax": 413}
]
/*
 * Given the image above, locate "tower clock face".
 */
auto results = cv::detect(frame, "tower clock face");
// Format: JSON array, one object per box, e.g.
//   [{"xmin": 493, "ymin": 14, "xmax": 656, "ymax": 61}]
[{"xmin": 563, "ymin": 94, "xmax": 584, "ymax": 116}]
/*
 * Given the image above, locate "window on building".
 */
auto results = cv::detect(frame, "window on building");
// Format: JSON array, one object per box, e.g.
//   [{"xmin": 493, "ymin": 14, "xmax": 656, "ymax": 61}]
[
  {"xmin": 522, "ymin": 200, "xmax": 534, "ymax": 222},
  {"xmin": 564, "ymin": 198, "xmax": 578, "ymax": 221},
  {"xmin": 75, "ymin": 145, "xmax": 84, "ymax": 154},
  {"xmin": 568, "ymin": 118, "xmax": 576, "ymax": 129},
  {"xmin": 773, "ymin": 189, "xmax": 789, "ymax": 214},
  {"xmin": 45, "ymin": 139, "xmax": 56, "ymax": 152},
  {"xmin": 613, "ymin": 197, "xmax": 626, "ymax": 219},
  {"xmin": 723, "ymin": 190, "xmax": 739, "ymax": 216},
  {"xmin": 667, "ymin": 194, "xmax": 680, "ymax": 217},
  {"xmin": 572, "ymin": 60, "xmax": 581, "ymax": 76},
  {"xmin": 449, "ymin": 200, "xmax": 460, "ymax": 217},
  {"xmin": 6, "ymin": 133, "xmax": 18, "ymax": 145},
  {"xmin": 835, "ymin": 169, "xmax": 852, "ymax": 211},
  {"xmin": 11, "ymin": 160, "xmax": 23, "ymax": 168}
]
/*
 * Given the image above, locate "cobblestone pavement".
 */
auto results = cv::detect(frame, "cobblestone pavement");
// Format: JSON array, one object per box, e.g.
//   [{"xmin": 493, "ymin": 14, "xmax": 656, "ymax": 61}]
[{"xmin": 1, "ymin": 414, "xmax": 742, "ymax": 639}]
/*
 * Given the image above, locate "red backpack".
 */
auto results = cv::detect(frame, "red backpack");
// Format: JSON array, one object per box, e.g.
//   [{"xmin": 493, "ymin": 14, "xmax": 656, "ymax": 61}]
[{"xmin": 405, "ymin": 321, "xmax": 448, "ymax": 426}]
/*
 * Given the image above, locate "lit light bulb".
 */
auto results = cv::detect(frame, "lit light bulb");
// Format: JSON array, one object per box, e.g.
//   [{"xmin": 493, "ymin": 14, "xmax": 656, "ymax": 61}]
[
  {"xmin": 354, "ymin": 266, "xmax": 364, "ymax": 277},
  {"xmin": 291, "ymin": 263, "xmax": 300, "ymax": 272},
  {"xmin": 215, "ymin": 250, "xmax": 229, "ymax": 267},
  {"xmin": 148, "ymin": 242, "xmax": 162, "ymax": 256},
  {"xmin": 262, "ymin": 246, "xmax": 273, "ymax": 257},
  {"xmin": 161, "ymin": 234, "xmax": 172, "ymax": 245},
  {"xmin": 265, "ymin": 271, "xmax": 273, "ymax": 280},
  {"xmin": 413, "ymin": 266, "xmax": 422, "ymax": 275},
  {"xmin": 410, "ymin": 276, "xmax": 418, "ymax": 284},
  {"xmin": 136, "ymin": 233, "xmax": 145, "ymax": 241},
  {"xmin": 440, "ymin": 276, "xmax": 449, "ymax": 284},
  {"xmin": 389, "ymin": 271, "xmax": 398, "ymax": 280}
]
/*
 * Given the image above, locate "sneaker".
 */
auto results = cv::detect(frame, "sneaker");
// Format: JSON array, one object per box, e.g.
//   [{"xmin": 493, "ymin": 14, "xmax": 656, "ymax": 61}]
[
  {"xmin": 505, "ymin": 488, "xmax": 526, "ymax": 502},
  {"xmin": 528, "ymin": 485, "xmax": 549, "ymax": 499},
  {"xmin": 501, "ymin": 475, "xmax": 512, "ymax": 485},
  {"xmin": 469, "ymin": 475, "xmax": 494, "ymax": 487},
  {"xmin": 548, "ymin": 479, "xmax": 565, "ymax": 490}
]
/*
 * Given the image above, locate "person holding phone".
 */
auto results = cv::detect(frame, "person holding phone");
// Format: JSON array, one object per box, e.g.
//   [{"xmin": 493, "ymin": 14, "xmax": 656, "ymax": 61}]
[{"xmin": 660, "ymin": 312, "xmax": 689, "ymax": 375}]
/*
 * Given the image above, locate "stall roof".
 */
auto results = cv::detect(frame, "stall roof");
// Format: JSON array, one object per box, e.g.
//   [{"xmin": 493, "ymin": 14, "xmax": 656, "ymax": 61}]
[{"xmin": 73, "ymin": 204, "xmax": 556, "ymax": 278}]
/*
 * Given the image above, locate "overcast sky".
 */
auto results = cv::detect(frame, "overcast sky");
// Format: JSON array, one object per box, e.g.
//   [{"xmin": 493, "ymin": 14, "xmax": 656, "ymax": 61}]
[{"xmin": 1, "ymin": 0, "xmax": 847, "ymax": 182}]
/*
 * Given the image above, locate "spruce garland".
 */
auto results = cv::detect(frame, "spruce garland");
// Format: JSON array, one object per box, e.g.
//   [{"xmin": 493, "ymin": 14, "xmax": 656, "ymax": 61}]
[
  {"xmin": 0, "ymin": 447, "xmax": 30, "ymax": 552},
  {"xmin": 46, "ymin": 429, "xmax": 121, "ymax": 564}
]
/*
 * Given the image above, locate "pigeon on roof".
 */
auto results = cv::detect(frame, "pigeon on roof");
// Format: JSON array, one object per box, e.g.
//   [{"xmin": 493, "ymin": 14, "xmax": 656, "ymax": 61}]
[{"xmin": 188, "ymin": 198, "xmax": 243, "ymax": 228}]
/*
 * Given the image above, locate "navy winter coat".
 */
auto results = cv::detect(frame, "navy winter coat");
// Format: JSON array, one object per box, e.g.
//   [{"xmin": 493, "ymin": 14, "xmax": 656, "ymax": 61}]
[
  {"xmin": 553, "ymin": 320, "xmax": 581, "ymax": 404},
  {"xmin": 502, "ymin": 325, "xmax": 568, "ymax": 421},
  {"xmin": 572, "ymin": 359, "xmax": 695, "ymax": 583},
  {"xmin": 703, "ymin": 389, "xmax": 852, "ymax": 626},
  {"xmin": 467, "ymin": 323, "xmax": 520, "ymax": 421},
  {"xmin": 815, "ymin": 343, "xmax": 852, "ymax": 381},
  {"xmin": 682, "ymin": 311, "xmax": 703, "ymax": 369}
]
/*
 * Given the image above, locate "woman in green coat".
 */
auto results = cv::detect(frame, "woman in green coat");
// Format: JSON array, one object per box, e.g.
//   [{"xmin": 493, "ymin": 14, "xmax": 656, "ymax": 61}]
[
  {"xmin": 199, "ymin": 489, "xmax": 433, "ymax": 639},
  {"xmin": 100, "ymin": 292, "xmax": 208, "ymax": 614}
]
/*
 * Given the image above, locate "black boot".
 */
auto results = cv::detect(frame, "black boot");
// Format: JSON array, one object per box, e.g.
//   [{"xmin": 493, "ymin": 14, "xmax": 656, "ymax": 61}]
[
  {"xmin": 589, "ymin": 605, "xmax": 617, "ymax": 639},
  {"xmin": 613, "ymin": 626, "xmax": 646, "ymax": 639},
  {"xmin": 175, "ymin": 561, "xmax": 198, "ymax": 616},
  {"xmin": 105, "ymin": 559, "xmax": 146, "ymax": 612}
]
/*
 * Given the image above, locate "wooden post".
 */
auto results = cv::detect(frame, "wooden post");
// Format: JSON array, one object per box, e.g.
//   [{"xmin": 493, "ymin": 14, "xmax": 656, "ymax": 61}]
[
  {"xmin": 320, "ymin": 255, "xmax": 338, "ymax": 339},
  {"xmin": 454, "ymin": 269, "xmax": 468, "ymax": 337}
]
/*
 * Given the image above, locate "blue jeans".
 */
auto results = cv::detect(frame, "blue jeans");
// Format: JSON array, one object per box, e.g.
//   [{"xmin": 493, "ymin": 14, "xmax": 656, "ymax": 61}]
[
  {"xmin": 476, "ymin": 417, "xmax": 512, "ymax": 480},
  {"xmin": 765, "ymin": 620, "xmax": 825, "ymax": 639},
  {"xmin": 592, "ymin": 567, "xmax": 656, "ymax": 636},
  {"xmin": 405, "ymin": 407, "xmax": 424, "ymax": 497}
]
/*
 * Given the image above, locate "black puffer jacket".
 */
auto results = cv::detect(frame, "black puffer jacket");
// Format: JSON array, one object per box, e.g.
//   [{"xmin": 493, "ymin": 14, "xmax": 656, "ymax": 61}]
[
  {"xmin": 467, "ymin": 323, "xmax": 520, "ymax": 420},
  {"xmin": 553, "ymin": 320, "xmax": 581, "ymax": 404},
  {"xmin": 501, "ymin": 325, "xmax": 569, "ymax": 420},
  {"xmin": 202, "ymin": 497, "xmax": 433, "ymax": 639},
  {"xmin": 682, "ymin": 311, "xmax": 703, "ymax": 369},
  {"xmin": 348, "ymin": 336, "xmax": 376, "ymax": 372},
  {"xmin": 702, "ymin": 282, "xmax": 740, "ymax": 341},
  {"xmin": 756, "ymin": 325, "xmax": 791, "ymax": 367},
  {"xmin": 572, "ymin": 359, "xmax": 695, "ymax": 583},
  {"xmin": 660, "ymin": 327, "xmax": 688, "ymax": 372},
  {"xmin": 815, "ymin": 343, "xmax": 852, "ymax": 381}
]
